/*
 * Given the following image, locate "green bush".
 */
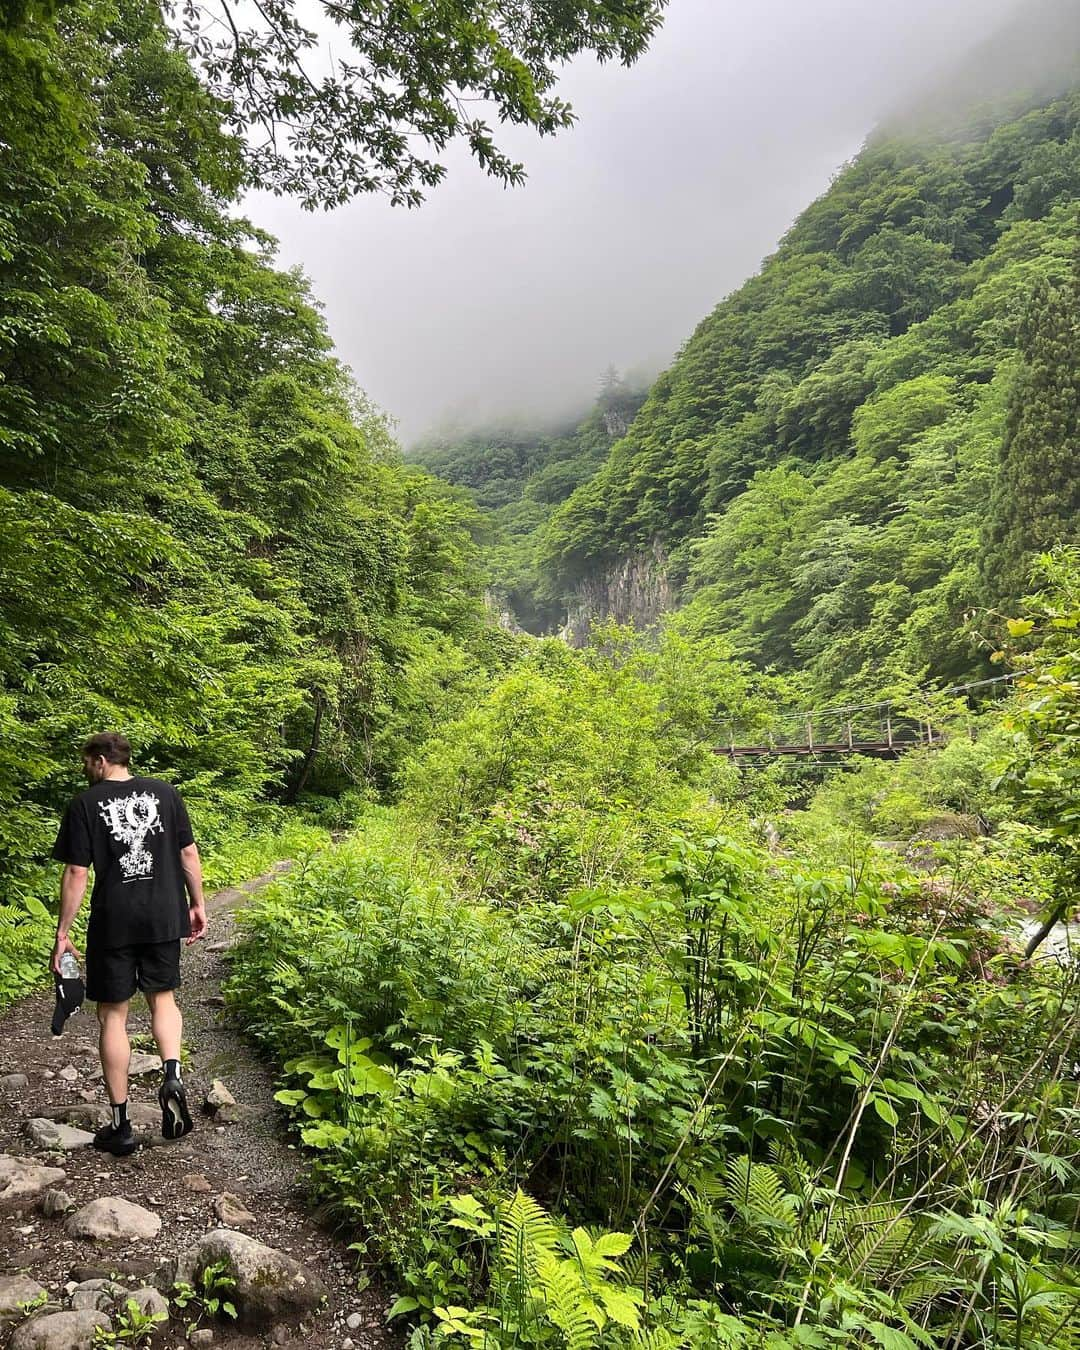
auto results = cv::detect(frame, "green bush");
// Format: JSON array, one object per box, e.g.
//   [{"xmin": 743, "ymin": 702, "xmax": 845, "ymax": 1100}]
[{"xmin": 227, "ymin": 817, "xmax": 1079, "ymax": 1345}]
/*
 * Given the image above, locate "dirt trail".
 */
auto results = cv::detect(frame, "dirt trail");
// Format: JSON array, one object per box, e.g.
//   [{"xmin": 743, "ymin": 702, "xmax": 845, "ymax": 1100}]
[{"xmin": 0, "ymin": 865, "xmax": 397, "ymax": 1350}]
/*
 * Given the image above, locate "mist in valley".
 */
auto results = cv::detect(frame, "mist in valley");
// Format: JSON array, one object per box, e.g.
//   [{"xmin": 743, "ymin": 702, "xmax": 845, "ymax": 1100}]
[{"xmin": 247, "ymin": 0, "xmax": 1066, "ymax": 446}]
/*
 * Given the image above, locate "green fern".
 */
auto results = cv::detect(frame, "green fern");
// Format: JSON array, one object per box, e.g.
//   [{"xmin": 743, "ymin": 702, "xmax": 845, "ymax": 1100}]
[
  {"xmin": 721, "ymin": 1156, "xmax": 798, "ymax": 1234},
  {"xmin": 536, "ymin": 1256, "xmax": 602, "ymax": 1350}
]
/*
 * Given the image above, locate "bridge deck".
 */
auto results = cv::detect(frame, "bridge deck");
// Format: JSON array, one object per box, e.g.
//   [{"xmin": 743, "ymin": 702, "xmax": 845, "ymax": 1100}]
[{"xmin": 715, "ymin": 739, "xmax": 927, "ymax": 759}]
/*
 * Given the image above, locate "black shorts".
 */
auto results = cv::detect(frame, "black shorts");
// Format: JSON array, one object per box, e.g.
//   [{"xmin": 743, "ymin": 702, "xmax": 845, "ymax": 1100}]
[{"xmin": 86, "ymin": 940, "xmax": 182, "ymax": 1005}]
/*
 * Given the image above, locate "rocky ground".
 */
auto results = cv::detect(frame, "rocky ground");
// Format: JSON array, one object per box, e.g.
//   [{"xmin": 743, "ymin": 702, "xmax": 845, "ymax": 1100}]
[{"xmin": 0, "ymin": 869, "xmax": 399, "ymax": 1350}]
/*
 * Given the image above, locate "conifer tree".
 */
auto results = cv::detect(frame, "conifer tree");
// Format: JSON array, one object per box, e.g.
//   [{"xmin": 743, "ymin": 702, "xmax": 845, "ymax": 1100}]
[{"xmin": 982, "ymin": 261, "xmax": 1080, "ymax": 603}]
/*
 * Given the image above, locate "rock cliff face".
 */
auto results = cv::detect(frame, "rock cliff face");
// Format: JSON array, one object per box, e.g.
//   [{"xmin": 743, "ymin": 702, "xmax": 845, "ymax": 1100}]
[
  {"xmin": 483, "ymin": 590, "xmax": 526, "ymax": 635},
  {"xmin": 560, "ymin": 541, "xmax": 675, "ymax": 646}
]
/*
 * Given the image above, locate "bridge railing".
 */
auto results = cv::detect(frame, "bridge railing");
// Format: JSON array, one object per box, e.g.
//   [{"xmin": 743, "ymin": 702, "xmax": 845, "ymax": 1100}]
[{"xmin": 715, "ymin": 674, "xmax": 1020, "ymax": 760}]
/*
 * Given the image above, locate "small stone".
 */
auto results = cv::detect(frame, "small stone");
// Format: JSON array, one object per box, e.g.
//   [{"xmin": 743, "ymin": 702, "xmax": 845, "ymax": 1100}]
[
  {"xmin": 0, "ymin": 1274, "xmax": 47, "ymax": 1316},
  {"xmin": 270, "ymin": 1325, "xmax": 291, "ymax": 1346},
  {"xmin": 40, "ymin": 1070, "xmax": 55, "ymax": 1081},
  {"xmin": 212, "ymin": 1192, "xmax": 255, "ymax": 1228},
  {"xmin": 6, "ymin": 1249, "xmax": 44, "ymax": 1272},
  {"xmin": 182, "ymin": 1174, "xmax": 213, "ymax": 1193},
  {"xmin": 9, "ymin": 1310, "xmax": 110, "ymax": 1350},
  {"xmin": 0, "ymin": 1156, "xmax": 67, "ymax": 1207},
  {"xmin": 58, "ymin": 1066, "xmax": 80, "ymax": 1083},
  {"xmin": 342, "ymin": 1340, "xmax": 354, "ymax": 1350},
  {"xmin": 66, "ymin": 1197, "xmax": 161, "ymax": 1242},
  {"xmin": 206, "ymin": 940, "xmax": 233, "ymax": 953},
  {"xmin": 204, "ymin": 1080, "xmax": 236, "ymax": 1111},
  {"xmin": 25, "ymin": 1119, "xmax": 96, "ymax": 1151},
  {"xmin": 345, "ymin": 1312, "xmax": 362, "ymax": 1331},
  {"xmin": 190, "ymin": 1330, "xmax": 214, "ymax": 1347},
  {"xmin": 0, "ymin": 1073, "xmax": 29, "ymax": 1092},
  {"xmin": 41, "ymin": 1189, "xmax": 75, "ymax": 1219},
  {"xmin": 90, "ymin": 1052, "xmax": 160, "ymax": 1080}
]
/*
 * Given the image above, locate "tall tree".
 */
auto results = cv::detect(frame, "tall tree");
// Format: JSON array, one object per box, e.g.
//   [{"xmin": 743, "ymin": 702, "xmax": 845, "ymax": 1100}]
[{"xmin": 982, "ymin": 262, "xmax": 1080, "ymax": 603}]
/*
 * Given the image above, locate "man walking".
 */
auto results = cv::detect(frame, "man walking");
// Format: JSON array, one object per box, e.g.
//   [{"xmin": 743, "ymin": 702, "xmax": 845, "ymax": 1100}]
[{"xmin": 51, "ymin": 733, "xmax": 207, "ymax": 1156}]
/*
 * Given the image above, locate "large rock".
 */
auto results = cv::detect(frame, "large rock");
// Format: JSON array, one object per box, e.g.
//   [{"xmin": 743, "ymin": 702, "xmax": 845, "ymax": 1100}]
[
  {"xmin": 120, "ymin": 1288, "xmax": 168, "ymax": 1321},
  {"xmin": 65, "ymin": 1198, "xmax": 161, "ymax": 1242},
  {"xmin": 50, "ymin": 1103, "xmax": 158, "ymax": 1135},
  {"xmin": 70, "ymin": 1281, "xmax": 126, "ymax": 1312},
  {"xmin": 43, "ymin": 1105, "xmax": 107, "ymax": 1131},
  {"xmin": 9, "ymin": 1311, "xmax": 110, "ymax": 1350},
  {"xmin": 0, "ymin": 1156, "xmax": 66, "ymax": 1207},
  {"xmin": 162, "ymin": 1229, "xmax": 326, "ymax": 1328},
  {"xmin": 1, "ymin": 1073, "xmax": 29, "ymax": 1093},
  {"xmin": 24, "ymin": 1120, "xmax": 95, "ymax": 1152},
  {"xmin": 0, "ymin": 1275, "xmax": 47, "ymax": 1316}
]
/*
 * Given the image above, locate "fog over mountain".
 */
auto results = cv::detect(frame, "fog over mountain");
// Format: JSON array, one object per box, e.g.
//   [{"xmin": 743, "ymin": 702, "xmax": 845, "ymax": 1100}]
[{"xmin": 247, "ymin": 0, "xmax": 1026, "ymax": 444}]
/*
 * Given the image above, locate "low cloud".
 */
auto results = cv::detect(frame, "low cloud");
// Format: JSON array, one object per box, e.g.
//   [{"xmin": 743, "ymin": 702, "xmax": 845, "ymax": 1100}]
[{"xmin": 247, "ymin": 0, "xmax": 1026, "ymax": 444}]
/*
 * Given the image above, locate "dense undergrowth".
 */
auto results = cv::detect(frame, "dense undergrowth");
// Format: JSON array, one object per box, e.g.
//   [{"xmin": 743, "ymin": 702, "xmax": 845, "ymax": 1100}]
[{"xmin": 227, "ymin": 595, "xmax": 1080, "ymax": 1348}]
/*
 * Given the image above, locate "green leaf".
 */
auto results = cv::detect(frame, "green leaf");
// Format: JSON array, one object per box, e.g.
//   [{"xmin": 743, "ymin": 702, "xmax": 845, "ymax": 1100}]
[
  {"xmin": 592, "ymin": 1232, "xmax": 634, "ymax": 1258},
  {"xmin": 872, "ymin": 1096, "xmax": 899, "ymax": 1128}
]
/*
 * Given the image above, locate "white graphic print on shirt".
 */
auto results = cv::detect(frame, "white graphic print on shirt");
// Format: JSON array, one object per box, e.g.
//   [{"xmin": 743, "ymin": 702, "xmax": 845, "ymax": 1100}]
[{"xmin": 99, "ymin": 792, "xmax": 163, "ymax": 881}]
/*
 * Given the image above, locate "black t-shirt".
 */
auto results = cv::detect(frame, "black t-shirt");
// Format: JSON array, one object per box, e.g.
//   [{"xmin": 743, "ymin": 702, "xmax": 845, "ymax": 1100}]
[{"xmin": 52, "ymin": 776, "xmax": 196, "ymax": 949}]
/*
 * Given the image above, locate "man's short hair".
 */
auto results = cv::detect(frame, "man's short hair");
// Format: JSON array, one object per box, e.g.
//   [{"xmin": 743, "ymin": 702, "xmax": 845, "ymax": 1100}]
[{"xmin": 82, "ymin": 732, "xmax": 131, "ymax": 765}]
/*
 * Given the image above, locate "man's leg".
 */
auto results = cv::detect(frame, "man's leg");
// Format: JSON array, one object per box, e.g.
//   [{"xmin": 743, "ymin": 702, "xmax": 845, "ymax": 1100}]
[
  {"xmin": 143, "ymin": 948, "xmax": 192, "ymax": 1140},
  {"xmin": 97, "ymin": 1000, "xmax": 131, "ymax": 1106},
  {"xmin": 146, "ymin": 988, "xmax": 182, "ymax": 1062}
]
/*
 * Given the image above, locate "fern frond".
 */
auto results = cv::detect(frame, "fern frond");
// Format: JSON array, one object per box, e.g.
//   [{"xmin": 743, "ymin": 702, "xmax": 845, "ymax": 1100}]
[
  {"xmin": 722, "ymin": 1156, "xmax": 797, "ymax": 1234},
  {"xmin": 498, "ymin": 1188, "xmax": 559, "ymax": 1288},
  {"xmin": 537, "ymin": 1256, "xmax": 601, "ymax": 1350}
]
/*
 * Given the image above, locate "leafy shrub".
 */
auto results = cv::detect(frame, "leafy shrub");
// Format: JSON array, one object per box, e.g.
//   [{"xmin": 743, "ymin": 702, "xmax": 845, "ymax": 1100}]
[{"xmin": 227, "ymin": 818, "xmax": 1080, "ymax": 1345}]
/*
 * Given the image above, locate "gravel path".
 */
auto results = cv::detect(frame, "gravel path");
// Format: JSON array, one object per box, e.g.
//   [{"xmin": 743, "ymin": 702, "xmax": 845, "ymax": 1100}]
[{"xmin": 0, "ymin": 866, "xmax": 398, "ymax": 1350}]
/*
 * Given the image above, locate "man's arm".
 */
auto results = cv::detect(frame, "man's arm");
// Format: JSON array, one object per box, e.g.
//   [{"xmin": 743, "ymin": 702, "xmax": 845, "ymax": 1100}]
[
  {"xmin": 180, "ymin": 843, "xmax": 207, "ymax": 944},
  {"xmin": 52, "ymin": 865, "xmax": 88, "ymax": 973}
]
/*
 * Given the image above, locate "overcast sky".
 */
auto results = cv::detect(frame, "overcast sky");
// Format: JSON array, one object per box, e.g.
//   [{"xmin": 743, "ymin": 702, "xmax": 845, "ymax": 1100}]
[{"xmin": 245, "ymin": 0, "xmax": 1022, "ymax": 445}]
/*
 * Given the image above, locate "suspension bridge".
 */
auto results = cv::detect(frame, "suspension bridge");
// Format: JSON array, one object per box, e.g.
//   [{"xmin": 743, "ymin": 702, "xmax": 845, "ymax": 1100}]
[{"xmin": 715, "ymin": 673, "xmax": 1020, "ymax": 762}]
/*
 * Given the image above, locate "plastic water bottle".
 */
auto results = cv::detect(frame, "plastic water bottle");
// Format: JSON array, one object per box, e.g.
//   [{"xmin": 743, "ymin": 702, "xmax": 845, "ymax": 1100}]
[{"xmin": 59, "ymin": 951, "xmax": 79, "ymax": 980}]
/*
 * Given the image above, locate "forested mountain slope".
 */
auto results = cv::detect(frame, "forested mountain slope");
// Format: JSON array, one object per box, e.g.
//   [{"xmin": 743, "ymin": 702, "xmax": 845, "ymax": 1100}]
[
  {"xmin": 408, "ymin": 372, "xmax": 646, "ymax": 631},
  {"xmin": 536, "ymin": 0, "xmax": 1080, "ymax": 699}
]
